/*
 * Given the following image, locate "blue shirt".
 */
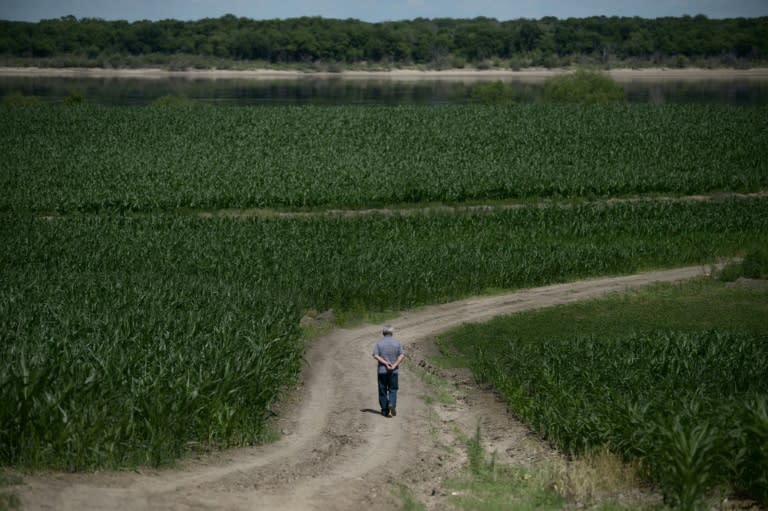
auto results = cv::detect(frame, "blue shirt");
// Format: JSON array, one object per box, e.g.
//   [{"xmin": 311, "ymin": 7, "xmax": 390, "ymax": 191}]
[{"xmin": 372, "ymin": 336, "xmax": 405, "ymax": 374}]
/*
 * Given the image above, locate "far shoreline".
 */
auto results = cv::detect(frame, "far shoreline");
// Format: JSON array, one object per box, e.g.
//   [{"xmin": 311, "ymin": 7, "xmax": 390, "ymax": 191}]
[{"xmin": 2, "ymin": 66, "xmax": 768, "ymax": 82}]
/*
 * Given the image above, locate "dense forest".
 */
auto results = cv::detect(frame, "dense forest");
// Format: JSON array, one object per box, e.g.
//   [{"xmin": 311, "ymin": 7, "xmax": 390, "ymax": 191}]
[{"xmin": 1, "ymin": 14, "xmax": 766, "ymax": 69}]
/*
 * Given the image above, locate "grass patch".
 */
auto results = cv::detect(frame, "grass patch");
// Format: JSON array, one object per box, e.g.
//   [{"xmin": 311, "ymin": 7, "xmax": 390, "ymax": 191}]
[
  {"xmin": 446, "ymin": 468, "xmax": 563, "ymax": 511},
  {"xmin": 408, "ymin": 361, "xmax": 455, "ymax": 406},
  {"xmin": 0, "ymin": 493, "xmax": 21, "ymax": 511},
  {"xmin": 446, "ymin": 428, "xmax": 652, "ymax": 511},
  {"xmin": 549, "ymin": 448, "xmax": 646, "ymax": 508},
  {"xmin": 0, "ymin": 471, "xmax": 21, "ymax": 488},
  {"xmin": 434, "ymin": 335, "xmax": 473, "ymax": 369},
  {"xmin": 446, "ymin": 426, "xmax": 564, "ymax": 511},
  {"xmin": 394, "ymin": 483, "xmax": 427, "ymax": 511},
  {"xmin": 0, "ymin": 471, "xmax": 22, "ymax": 511}
]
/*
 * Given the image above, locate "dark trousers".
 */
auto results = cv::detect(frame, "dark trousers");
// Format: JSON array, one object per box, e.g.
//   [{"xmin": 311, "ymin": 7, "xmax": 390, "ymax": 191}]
[{"xmin": 377, "ymin": 372, "xmax": 399, "ymax": 413}]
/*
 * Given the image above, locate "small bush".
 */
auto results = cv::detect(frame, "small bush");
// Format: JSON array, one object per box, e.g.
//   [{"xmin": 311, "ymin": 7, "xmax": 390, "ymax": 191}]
[
  {"xmin": 311, "ymin": 60, "xmax": 345, "ymax": 73},
  {"xmin": 718, "ymin": 246, "xmax": 768, "ymax": 281},
  {"xmin": 717, "ymin": 261, "xmax": 744, "ymax": 282},
  {"xmin": 62, "ymin": 90, "xmax": 86, "ymax": 106},
  {"xmin": 2, "ymin": 92, "xmax": 41, "ymax": 108},
  {"xmin": 742, "ymin": 246, "xmax": 768, "ymax": 279},
  {"xmin": 149, "ymin": 95, "xmax": 196, "ymax": 107},
  {"xmin": 470, "ymin": 80, "xmax": 517, "ymax": 104},
  {"xmin": 450, "ymin": 55, "xmax": 466, "ymax": 69},
  {"xmin": 474, "ymin": 59, "xmax": 492, "ymax": 70},
  {"xmin": 0, "ymin": 492, "xmax": 21, "ymax": 511},
  {"xmin": 543, "ymin": 70, "xmax": 625, "ymax": 103}
]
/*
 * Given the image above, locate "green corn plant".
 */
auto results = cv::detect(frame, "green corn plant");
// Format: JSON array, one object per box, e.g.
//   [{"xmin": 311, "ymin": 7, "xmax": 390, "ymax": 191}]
[
  {"xmin": 649, "ymin": 415, "xmax": 724, "ymax": 511},
  {"xmin": 732, "ymin": 397, "xmax": 768, "ymax": 505}
]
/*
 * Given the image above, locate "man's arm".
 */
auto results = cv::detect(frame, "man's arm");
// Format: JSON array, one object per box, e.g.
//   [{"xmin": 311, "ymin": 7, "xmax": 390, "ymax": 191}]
[
  {"xmin": 390, "ymin": 353, "xmax": 405, "ymax": 370},
  {"xmin": 373, "ymin": 354, "xmax": 393, "ymax": 369}
]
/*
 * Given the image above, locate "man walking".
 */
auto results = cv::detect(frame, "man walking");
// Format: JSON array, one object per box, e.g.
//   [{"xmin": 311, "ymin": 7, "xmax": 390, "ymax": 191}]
[{"xmin": 372, "ymin": 325, "xmax": 405, "ymax": 418}]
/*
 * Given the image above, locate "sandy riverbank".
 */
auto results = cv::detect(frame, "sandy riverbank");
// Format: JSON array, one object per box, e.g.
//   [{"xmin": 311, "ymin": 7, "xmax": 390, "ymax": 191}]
[{"xmin": 1, "ymin": 66, "xmax": 768, "ymax": 81}]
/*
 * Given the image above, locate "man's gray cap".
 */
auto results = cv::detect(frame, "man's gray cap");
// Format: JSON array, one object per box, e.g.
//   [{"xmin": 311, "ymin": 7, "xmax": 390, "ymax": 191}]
[{"xmin": 383, "ymin": 325, "xmax": 395, "ymax": 335}]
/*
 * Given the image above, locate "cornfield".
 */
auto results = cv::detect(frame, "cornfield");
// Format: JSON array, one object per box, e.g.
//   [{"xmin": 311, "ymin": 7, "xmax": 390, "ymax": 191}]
[
  {"xmin": 1, "ymin": 104, "xmax": 766, "ymax": 213},
  {"xmin": 2, "ymin": 99, "xmax": 767, "ymax": 510},
  {"xmin": 2, "ymin": 199, "xmax": 767, "ymax": 468},
  {"xmin": 467, "ymin": 329, "xmax": 768, "ymax": 510}
]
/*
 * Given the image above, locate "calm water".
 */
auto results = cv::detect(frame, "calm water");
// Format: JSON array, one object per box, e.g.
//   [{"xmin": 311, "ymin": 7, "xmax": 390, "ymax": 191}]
[{"xmin": 2, "ymin": 75, "xmax": 768, "ymax": 105}]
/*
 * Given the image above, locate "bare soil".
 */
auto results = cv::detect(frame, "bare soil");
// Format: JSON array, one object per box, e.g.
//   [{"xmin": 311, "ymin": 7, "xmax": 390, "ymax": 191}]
[{"xmin": 9, "ymin": 265, "xmax": 718, "ymax": 510}]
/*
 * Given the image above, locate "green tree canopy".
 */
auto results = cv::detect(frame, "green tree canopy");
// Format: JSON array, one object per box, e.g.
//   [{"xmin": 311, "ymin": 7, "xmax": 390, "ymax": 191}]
[{"xmin": 0, "ymin": 15, "xmax": 765, "ymax": 67}]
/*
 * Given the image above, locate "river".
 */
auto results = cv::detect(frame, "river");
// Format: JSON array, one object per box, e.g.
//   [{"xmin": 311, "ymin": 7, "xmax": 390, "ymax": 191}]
[{"xmin": 2, "ymin": 71, "xmax": 768, "ymax": 105}]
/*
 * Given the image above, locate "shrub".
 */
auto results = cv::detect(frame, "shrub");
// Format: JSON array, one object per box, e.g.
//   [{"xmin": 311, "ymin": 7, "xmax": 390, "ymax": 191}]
[
  {"xmin": 470, "ymin": 80, "xmax": 517, "ymax": 104},
  {"xmin": 149, "ymin": 94, "xmax": 196, "ymax": 107},
  {"xmin": 450, "ymin": 55, "xmax": 466, "ymax": 69},
  {"xmin": 543, "ymin": 70, "xmax": 625, "ymax": 103},
  {"xmin": 62, "ymin": 90, "xmax": 86, "ymax": 106},
  {"xmin": 2, "ymin": 92, "xmax": 41, "ymax": 108},
  {"xmin": 718, "ymin": 246, "xmax": 768, "ymax": 281},
  {"xmin": 742, "ymin": 246, "xmax": 768, "ymax": 279}
]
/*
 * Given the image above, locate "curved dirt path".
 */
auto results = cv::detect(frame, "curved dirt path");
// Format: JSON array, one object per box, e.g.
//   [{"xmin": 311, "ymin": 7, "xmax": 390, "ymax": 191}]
[
  {"xmin": 198, "ymin": 191, "xmax": 768, "ymax": 219},
  {"xmin": 13, "ymin": 265, "xmax": 717, "ymax": 511},
  {"xmin": 35, "ymin": 190, "xmax": 768, "ymax": 221}
]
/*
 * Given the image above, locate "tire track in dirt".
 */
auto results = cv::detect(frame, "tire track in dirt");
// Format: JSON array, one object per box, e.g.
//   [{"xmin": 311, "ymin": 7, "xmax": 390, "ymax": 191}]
[
  {"xmin": 14, "ymin": 264, "xmax": 719, "ymax": 511},
  {"xmin": 32, "ymin": 190, "xmax": 768, "ymax": 221},
  {"xmin": 197, "ymin": 191, "xmax": 768, "ymax": 219}
]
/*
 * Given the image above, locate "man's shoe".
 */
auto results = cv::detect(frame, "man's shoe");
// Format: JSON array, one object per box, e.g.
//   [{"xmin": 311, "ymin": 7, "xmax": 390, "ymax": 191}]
[
  {"xmin": 382, "ymin": 409, "xmax": 389, "ymax": 417},
  {"xmin": 389, "ymin": 406, "xmax": 396, "ymax": 417}
]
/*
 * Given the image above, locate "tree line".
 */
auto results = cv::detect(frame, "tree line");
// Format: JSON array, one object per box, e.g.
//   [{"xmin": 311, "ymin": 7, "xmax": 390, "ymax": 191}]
[{"xmin": 1, "ymin": 14, "xmax": 766, "ymax": 68}]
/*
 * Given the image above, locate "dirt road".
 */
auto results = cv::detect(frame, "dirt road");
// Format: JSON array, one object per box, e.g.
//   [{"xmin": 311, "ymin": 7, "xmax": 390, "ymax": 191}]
[{"xmin": 13, "ymin": 265, "xmax": 716, "ymax": 510}]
